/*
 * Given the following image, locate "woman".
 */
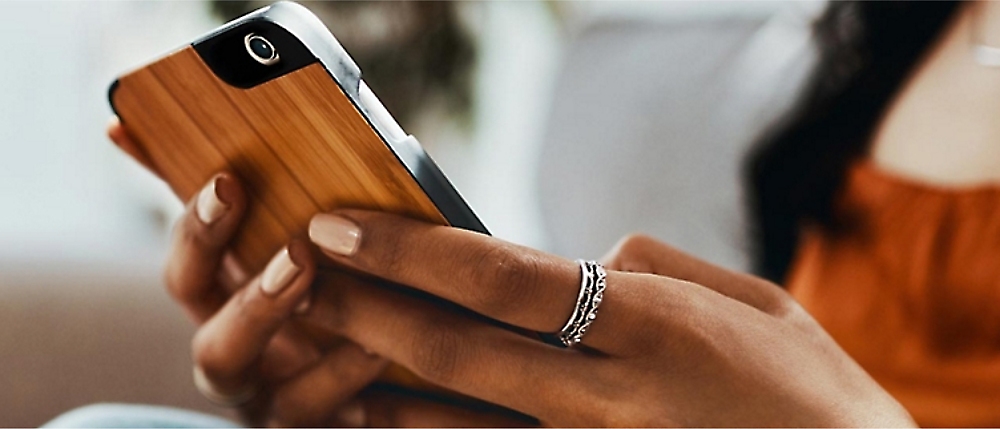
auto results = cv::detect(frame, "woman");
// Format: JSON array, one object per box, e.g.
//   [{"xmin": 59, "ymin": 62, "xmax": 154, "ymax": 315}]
[
  {"xmin": 50, "ymin": 1, "xmax": 985, "ymax": 427},
  {"xmin": 749, "ymin": 1, "xmax": 1000, "ymax": 426}
]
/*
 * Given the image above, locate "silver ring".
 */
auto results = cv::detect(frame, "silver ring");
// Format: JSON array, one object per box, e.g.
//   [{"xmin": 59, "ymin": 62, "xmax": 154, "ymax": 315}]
[
  {"xmin": 556, "ymin": 260, "xmax": 607, "ymax": 347},
  {"xmin": 192, "ymin": 366, "xmax": 258, "ymax": 408}
]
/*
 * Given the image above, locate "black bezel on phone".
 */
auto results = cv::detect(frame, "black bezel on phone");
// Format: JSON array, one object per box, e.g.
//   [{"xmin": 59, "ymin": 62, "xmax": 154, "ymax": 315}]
[{"xmin": 108, "ymin": 1, "xmax": 488, "ymax": 235}]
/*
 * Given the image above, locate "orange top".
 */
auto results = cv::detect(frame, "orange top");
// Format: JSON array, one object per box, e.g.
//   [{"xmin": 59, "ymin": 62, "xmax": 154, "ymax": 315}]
[{"xmin": 788, "ymin": 161, "xmax": 1000, "ymax": 427}]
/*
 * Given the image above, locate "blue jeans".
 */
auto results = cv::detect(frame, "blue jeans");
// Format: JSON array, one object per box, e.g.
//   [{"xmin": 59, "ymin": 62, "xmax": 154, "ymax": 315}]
[{"xmin": 42, "ymin": 404, "xmax": 239, "ymax": 428}]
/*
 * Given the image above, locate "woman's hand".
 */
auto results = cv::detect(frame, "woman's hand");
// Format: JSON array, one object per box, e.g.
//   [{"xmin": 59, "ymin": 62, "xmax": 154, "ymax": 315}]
[
  {"xmin": 110, "ymin": 118, "xmax": 392, "ymax": 426},
  {"xmin": 162, "ymin": 173, "xmax": 392, "ymax": 427},
  {"xmin": 160, "ymin": 174, "xmax": 533, "ymax": 427},
  {"xmin": 108, "ymin": 118, "xmax": 533, "ymax": 427},
  {"xmin": 304, "ymin": 210, "xmax": 916, "ymax": 427}
]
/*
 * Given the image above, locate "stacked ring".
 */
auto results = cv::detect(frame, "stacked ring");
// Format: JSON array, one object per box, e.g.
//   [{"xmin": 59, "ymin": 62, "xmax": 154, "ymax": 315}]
[{"xmin": 556, "ymin": 260, "xmax": 607, "ymax": 347}]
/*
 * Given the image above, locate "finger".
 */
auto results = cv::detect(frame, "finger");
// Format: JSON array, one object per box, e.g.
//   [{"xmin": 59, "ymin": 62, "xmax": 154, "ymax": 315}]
[
  {"xmin": 165, "ymin": 173, "xmax": 248, "ymax": 323},
  {"xmin": 234, "ymin": 327, "xmax": 324, "ymax": 426},
  {"xmin": 218, "ymin": 251, "xmax": 250, "ymax": 293},
  {"xmin": 107, "ymin": 116, "xmax": 159, "ymax": 175},
  {"xmin": 193, "ymin": 241, "xmax": 316, "ymax": 395},
  {"xmin": 308, "ymin": 211, "xmax": 583, "ymax": 334},
  {"xmin": 257, "ymin": 325, "xmax": 323, "ymax": 382},
  {"xmin": 601, "ymin": 234, "xmax": 791, "ymax": 316},
  {"xmin": 267, "ymin": 342, "xmax": 388, "ymax": 427},
  {"xmin": 352, "ymin": 387, "xmax": 537, "ymax": 428},
  {"xmin": 303, "ymin": 271, "xmax": 595, "ymax": 421}
]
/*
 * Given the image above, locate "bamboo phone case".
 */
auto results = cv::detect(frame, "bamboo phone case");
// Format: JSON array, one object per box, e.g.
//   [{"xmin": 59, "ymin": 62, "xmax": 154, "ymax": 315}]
[
  {"xmin": 109, "ymin": 2, "xmax": 487, "ymax": 271},
  {"xmin": 109, "ymin": 1, "xmax": 488, "ymax": 392}
]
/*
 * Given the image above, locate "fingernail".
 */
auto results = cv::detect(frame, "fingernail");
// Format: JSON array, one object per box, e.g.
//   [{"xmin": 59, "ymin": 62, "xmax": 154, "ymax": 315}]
[
  {"xmin": 261, "ymin": 247, "xmax": 301, "ymax": 296},
  {"xmin": 309, "ymin": 214, "xmax": 360, "ymax": 256},
  {"xmin": 334, "ymin": 401, "xmax": 366, "ymax": 427},
  {"xmin": 196, "ymin": 176, "xmax": 228, "ymax": 225},
  {"xmin": 293, "ymin": 295, "xmax": 311, "ymax": 314}
]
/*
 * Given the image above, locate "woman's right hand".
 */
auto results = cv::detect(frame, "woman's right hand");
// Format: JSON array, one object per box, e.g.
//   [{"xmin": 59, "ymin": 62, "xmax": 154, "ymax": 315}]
[
  {"xmin": 108, "ymin": 118, "xmax": 389, "ymax": 426},
  {"xmin": 108, "ymin": 119, "xmax": 533, "ymax": 427},
  {"xmin": 297, "ymin": 211, "xmax": 915, "ymax": 427},
  {"xmin": 162, "ymin": 173, "xmax": 537, "ymax": 427},
  {"xmin": 163, "ymin": 171, "xmax": 393, "ymax": 426}
]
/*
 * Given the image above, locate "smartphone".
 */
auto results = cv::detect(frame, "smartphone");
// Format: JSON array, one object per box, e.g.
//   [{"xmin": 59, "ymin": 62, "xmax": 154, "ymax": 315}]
[
  {"xmin": 109, "ymin": 1, "xmax": 488, "ymax": 275},
  {"xmin": 109, "ymin": 1, "xmax": 491, "ymax": 397}
]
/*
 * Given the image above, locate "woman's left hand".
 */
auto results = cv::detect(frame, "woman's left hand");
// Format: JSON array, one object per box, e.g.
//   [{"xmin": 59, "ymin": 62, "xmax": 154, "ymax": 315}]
[{"xmin": 302, "ymin": 210, "xmax": 915, "ymax": 427}]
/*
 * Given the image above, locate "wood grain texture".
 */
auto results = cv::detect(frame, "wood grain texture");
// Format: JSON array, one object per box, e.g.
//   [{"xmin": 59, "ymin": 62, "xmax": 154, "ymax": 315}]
[
  {"xmin": 113, "ymin": 47, "xmax": 446, "ymax": 273},
  {"xmin": 112, "ymin": 46, "xmax": 454, "ymax": 395}
]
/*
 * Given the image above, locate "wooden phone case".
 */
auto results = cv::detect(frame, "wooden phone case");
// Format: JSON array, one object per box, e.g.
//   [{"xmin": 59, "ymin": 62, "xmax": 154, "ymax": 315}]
[
  {"xmin": 109, "ymin": 2, "xmax": 487, "ymax": 396},
  {"xmin": 112, "ymin": 47, "xmax": 445, "ymax": 272}
]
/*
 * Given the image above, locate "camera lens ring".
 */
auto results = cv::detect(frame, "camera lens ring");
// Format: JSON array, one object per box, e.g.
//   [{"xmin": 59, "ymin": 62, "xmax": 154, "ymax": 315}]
[{"xmin": 244, "ymin": 33, "xmax": 280, "ymax": 66}]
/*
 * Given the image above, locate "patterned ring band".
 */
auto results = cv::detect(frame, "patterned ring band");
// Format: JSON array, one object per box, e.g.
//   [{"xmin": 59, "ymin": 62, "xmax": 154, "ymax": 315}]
[{"xmin": 556, "ymin": 260, "xmax": 607, "ymax": 347}]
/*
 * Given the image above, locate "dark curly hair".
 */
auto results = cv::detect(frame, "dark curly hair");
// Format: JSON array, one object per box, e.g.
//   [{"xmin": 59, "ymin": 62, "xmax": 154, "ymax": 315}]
[{"xmin": 745, "ymin": 1, "xmax": 962, "ymax": 283}]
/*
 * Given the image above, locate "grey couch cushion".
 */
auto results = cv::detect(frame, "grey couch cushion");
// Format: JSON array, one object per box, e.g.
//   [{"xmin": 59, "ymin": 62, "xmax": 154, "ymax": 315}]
[{"xmin": 537, "ymin": 9, "xmax": 817, "ymax": 270}]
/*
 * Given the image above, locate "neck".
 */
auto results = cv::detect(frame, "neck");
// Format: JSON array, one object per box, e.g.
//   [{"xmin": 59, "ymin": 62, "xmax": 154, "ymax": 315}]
[
  {"xmin": 972, "ymin": 1, "xmax": 1000, "ymax": 49},
  {"xmin": 871, "ymin": 1, "xmax": 1000, "ymax": 186}
]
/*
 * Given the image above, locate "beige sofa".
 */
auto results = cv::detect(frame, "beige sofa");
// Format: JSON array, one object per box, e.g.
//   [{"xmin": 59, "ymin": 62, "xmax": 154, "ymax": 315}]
[{"xmin": 0, "ymin": 262, "xmax": 232, "ymax": 426}]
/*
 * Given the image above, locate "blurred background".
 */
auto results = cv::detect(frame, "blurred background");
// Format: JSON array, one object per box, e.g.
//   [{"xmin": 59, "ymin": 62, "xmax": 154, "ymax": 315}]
[{"xmin": 0, "ymin": 1, "xmax": 822, "ymax": 425}]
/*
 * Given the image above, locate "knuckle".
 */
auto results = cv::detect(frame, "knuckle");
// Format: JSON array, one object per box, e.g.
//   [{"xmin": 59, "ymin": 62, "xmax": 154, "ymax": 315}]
[
  {"xmin": 362, "ymin": 222, "xmax": 409, "ymax": 278},
  {"xmin": 163, "ymin": 220, "xmax": 213, "ymax": 303},
  {"xmin": 191, "ymin": 328, "xmax": 230, "ymax": 381},
  {"xmin": 161, "ymin": 261, "xmax": 186, "ymax": 303},
  {"xmin": 618, "ymin": 233, "xmax": 656, "ymax": 256},
  {"xmin": 769, "ymin": 293, "xmax": 801, "ymax": 319},
  {"xmin": 232, "ymin": 289, "xmax": 276, "ymax": 325},
  {"xmin": 751, "ymin": 279, "xmax": 802, "ymax": 319},
  {"xmin": 769, "ymin": 292, "xmax": 813, "ymax": 328},
  {"xmin": 465, "ymin": 244, "xmax": 542, "ymax": 318},
  {"xmin": 609, "ymin": 233, "xmax": 661, "ymax": 273},
  {"xmin": 175, "ymin": 214, "xmax": 212, "ymax": 251},
  {"xmin": 408, "ymin": 317, "xmax": 466, "ymax": 385}
]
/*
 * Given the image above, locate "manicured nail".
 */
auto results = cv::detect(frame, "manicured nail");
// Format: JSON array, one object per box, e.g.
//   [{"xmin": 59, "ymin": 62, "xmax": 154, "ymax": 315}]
[
  {"xmin": 196, "ymin": 176, "xmax": 228, "ymax": 225},
  {"xmin": 261, "ymin": 247, "xmax": 301, "ymax": 296},
  {"xmin": 294, "ymin": 295, "xmax": 311, "ymax": 315},
  {"xmin": 309, "ymin": 214, "xmax": 360, "ymax": 256},
  {"xmin": 333, "ymin": 400, "xmax": 366, "ymax": 427}
]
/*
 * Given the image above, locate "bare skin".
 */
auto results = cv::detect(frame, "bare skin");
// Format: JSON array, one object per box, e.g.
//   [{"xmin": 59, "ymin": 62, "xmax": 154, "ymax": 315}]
[
  {"xmin": 299, "ymin": 209, "xmax": 914, "ymax": 427},
  {"xmin": 873, "ymin": 2, "xmax": 1000, "ymax": 186},
  {"xmin": 108, "ymin": 121, "xmax": 526, "ymax": 427},
  {"xmin": 110, "ymin": 119, "xmax": 914, "ymax": 426}
]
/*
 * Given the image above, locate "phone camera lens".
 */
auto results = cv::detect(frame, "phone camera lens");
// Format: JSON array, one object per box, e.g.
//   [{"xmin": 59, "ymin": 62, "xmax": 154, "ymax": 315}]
[{"xmin": 244, "ymin": 33, "xmax": 279, "ymax": 66}]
